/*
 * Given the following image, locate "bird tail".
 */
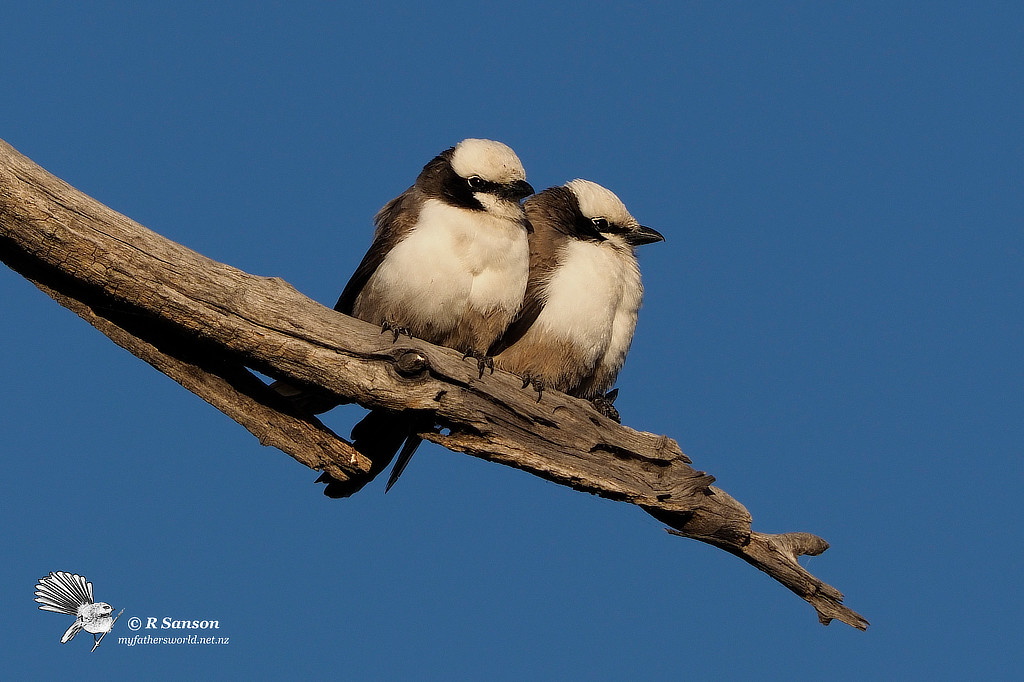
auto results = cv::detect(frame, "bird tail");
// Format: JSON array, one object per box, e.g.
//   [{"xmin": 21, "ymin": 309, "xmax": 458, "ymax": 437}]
[
  {"xmin": 61, "ymin": 620, "xmax": 84, "ymax": 644},
  {"xmin": 317, "ymin": 409, "xmax": 428, "ymax": 498},
  {"xmin": 385, "ymin": 434, "xmax": 423, "ymax": 493},
  {"xmin": 35, "ymin": 572, "xmax": 93, "ymax": 615}
]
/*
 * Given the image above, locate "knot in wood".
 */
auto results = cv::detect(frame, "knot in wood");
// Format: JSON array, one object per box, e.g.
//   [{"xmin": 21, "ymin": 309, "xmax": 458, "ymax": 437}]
[{"xmin": 394, "ymin": 349, "xmax": 429, "ymax": 377}]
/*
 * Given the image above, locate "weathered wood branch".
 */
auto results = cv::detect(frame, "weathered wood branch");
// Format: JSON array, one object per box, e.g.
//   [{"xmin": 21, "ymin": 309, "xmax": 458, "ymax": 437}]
[{"xmin": 0, "ymin": 138, "xmax": 867, "ymax": 630}]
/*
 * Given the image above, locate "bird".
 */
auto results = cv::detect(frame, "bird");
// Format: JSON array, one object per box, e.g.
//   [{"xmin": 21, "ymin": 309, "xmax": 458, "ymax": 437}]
[
  {"xmin": 35, "ymin": 571, "xmax": 116, "ymax": 646},
  {"xmin": 489, "ymin": 179, "xmax": 664, "ymax": 419},
  {"xmin": 275, "ymin": 138, "xmax": 534, "ymax": 496}
]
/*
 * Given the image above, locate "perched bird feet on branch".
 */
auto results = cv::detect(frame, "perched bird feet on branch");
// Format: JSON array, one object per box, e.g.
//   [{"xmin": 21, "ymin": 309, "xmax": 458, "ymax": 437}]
[
  {"xmin": 380, "ymin": 319, "xmax": 412, "ymax": 342},
  {"xmin": 463, "ymin": 350, "xmax": 494, "ymax": 378},
  {"xmin": 529, "ymin": 376, "xmax": 545, "ymax": 402},
  {"xmin": 518, "ymin": 373, "xmax": 546, "ymax": 402},
  {"xmin": 590, "ymin": 388, "xmax": 620, "ymax": 423}
]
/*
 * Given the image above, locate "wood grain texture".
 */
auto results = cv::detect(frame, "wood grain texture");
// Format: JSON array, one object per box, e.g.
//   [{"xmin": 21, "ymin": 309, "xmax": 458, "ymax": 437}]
[{"xmin": 0, "ymin": 138, "xmax": 867, "ymax": 630}]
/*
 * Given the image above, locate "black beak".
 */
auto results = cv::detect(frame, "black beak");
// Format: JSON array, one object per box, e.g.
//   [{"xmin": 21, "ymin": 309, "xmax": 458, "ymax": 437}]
[
  {"xmin": 502, "ymin": 179, "xmax": 535, "ymax": 202},
  {"xmin": 625, "ymin": 225, "xmax": 665, "ymax": 246}
]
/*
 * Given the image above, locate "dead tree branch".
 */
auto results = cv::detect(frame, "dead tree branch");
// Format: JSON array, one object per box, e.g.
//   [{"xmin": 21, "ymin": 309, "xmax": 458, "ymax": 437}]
[{"xmin": 0, "ymin": 138, "xmax": 867, "ymax": 630}]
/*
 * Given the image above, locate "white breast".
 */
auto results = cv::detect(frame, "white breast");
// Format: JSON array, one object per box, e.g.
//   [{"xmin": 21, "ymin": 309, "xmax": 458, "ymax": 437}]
[
  {"xmin": 533, "ymin": 239, "xmax": 642, "ymax": 373},
  {"xmin": 363, "ymin": 199, "xmax": 529, "ymax": 331},
  {"xmin": 598, "ymin": 247, "xmax": 643, "ymax": 382}
]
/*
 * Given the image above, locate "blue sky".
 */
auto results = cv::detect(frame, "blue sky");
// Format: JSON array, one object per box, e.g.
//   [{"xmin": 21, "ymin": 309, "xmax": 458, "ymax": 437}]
[{"xmin": 2, "ymin": 2, "xmax": 1021, "ymax": 679}]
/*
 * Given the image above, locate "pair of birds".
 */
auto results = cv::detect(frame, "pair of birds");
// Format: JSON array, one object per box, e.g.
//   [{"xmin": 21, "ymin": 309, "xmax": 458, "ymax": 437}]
[{"xmin": 277, "ymin": 138, "xmax": 664, "ymax": 497}]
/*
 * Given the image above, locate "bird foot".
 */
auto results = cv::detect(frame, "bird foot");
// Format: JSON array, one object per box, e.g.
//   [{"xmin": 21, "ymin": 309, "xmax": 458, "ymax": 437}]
[
  {"xmin": 591, "ymin": 389, "xmax": 620, "ymax": 423},
  {"xmin": 463, "ymin": 350, "xmax": 494, "ymax": 378},
  {"xmin": 531, "ymin": 378, "xmax": 545, "ymax": 402},
  {"xmin": 519, "ymin": 373, "xmax": 545, "ymax": 402},
  {"xmin": 381, "ymin": 320, "xmax": 412, "ymax": 342}
]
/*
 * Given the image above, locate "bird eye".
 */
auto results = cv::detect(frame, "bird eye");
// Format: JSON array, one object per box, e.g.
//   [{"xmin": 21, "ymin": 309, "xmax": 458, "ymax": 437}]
[
  {"xmin": 592, "ymin": 218, "xmax": 609, "ymax": 231},
  {"xmin": 468, "ymin": 176, "xmax": 486, "ymax": 190}
]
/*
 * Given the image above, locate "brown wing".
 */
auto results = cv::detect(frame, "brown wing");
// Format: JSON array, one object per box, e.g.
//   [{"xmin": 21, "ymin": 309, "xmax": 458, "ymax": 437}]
[
  {"xmin": 334, "ymin": 187, "xmax": 422, "ymax": 315},
  {"xmin": 487, "ymin": 202, "xmax": 567, "ymax": 356},
  {"xmin": 486, "ymin": 278, "xmax": 545, "ymax": 355}
]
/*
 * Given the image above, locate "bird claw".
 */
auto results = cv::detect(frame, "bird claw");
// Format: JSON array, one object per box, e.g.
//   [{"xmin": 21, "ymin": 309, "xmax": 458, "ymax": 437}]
[
  {"xmin": 516, "ymin": 372, "xmax": 544, "ymax": 401},
  {"xmin": 381, "ymin": 320, "xmax": 411, "ymax": 342},
  {"xmin": 463, "ymin": 350, "xmax": 494, "ymax": 378},
  {"xmin": 591, "ymin": 390, "xmax": 621, "ymax": 422}
]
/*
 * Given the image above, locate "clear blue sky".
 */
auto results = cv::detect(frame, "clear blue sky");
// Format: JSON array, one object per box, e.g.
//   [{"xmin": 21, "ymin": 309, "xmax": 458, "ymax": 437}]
[{"xmin": 2, "ymin": 2, "xmax": 1021, "ymax": 679}]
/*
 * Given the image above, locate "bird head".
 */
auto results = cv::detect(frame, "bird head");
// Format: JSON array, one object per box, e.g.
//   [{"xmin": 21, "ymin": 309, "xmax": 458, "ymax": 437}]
[
  {"xmin": 563, "ymin": 178, "xmax": 664, "ymax": 248},
  {"xmin": 426, "ymin": 139, "xmax": 534, "ymax": 220},
  {"xmin": 79, "ymin": 602, "xmax": 114, "ymax": 619}
]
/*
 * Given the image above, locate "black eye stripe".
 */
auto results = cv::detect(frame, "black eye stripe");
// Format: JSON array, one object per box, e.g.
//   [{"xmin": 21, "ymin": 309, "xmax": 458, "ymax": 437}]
[
  {"xmin": 468, "ymin": 176, "xmax": 502, "ymax": 193},
  {"xmin": 590, "ymin": 217, "xmax": 629, "ymax": 234}
]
